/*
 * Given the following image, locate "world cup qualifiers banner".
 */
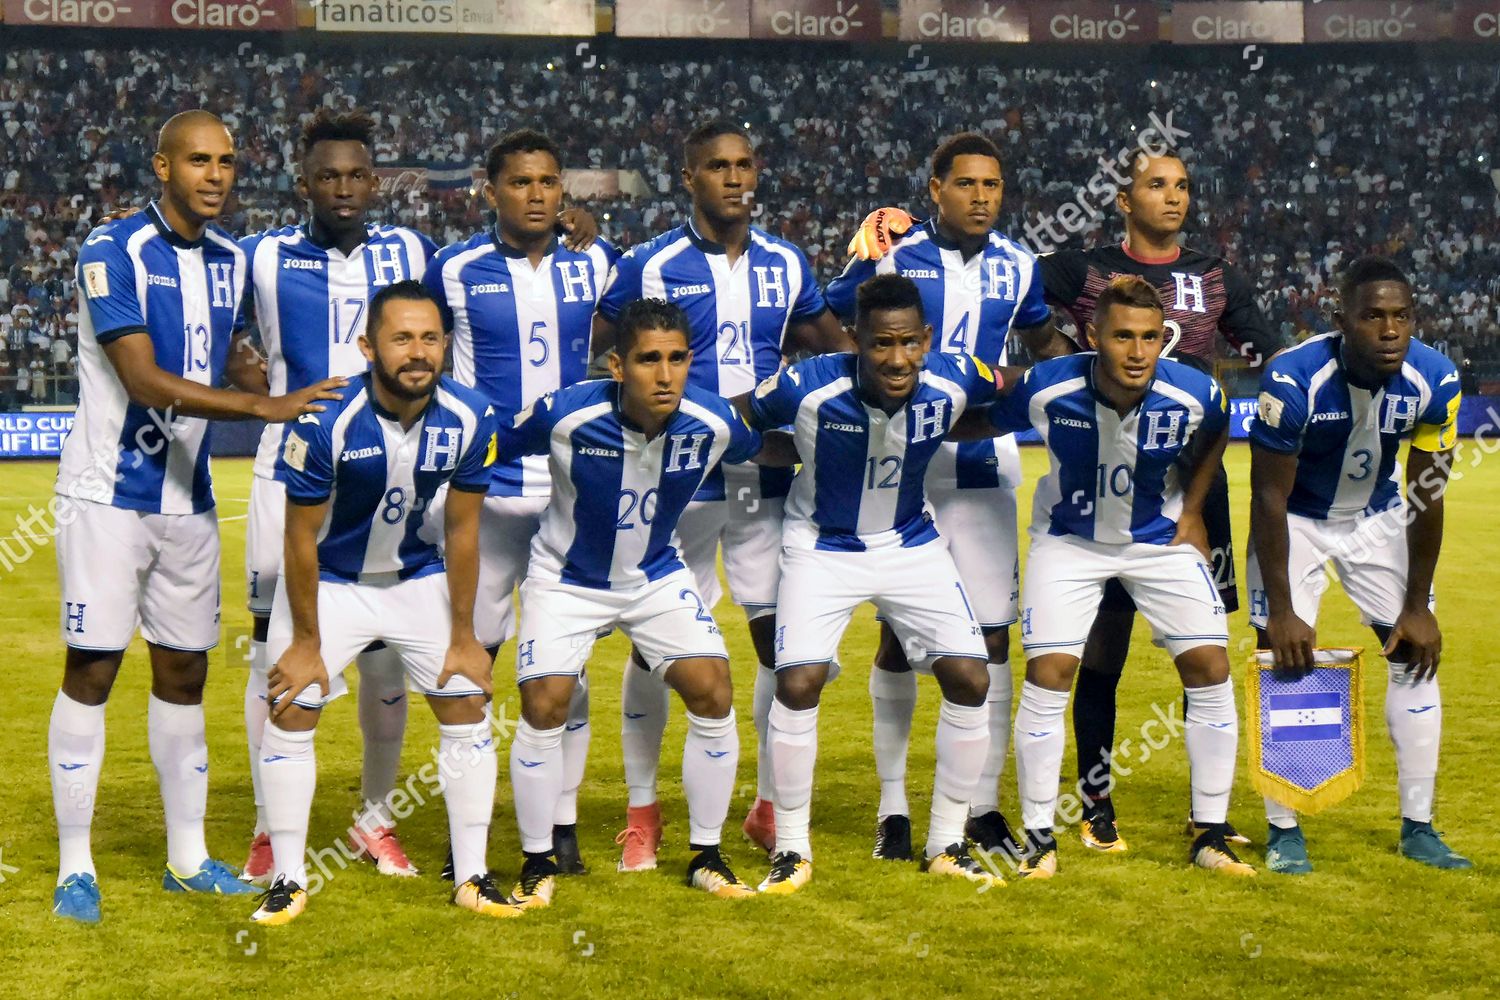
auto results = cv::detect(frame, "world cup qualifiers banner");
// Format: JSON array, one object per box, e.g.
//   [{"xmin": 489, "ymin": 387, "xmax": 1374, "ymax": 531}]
[
  {"xmin": 2, "ymin": 0, "xmax": 295, "ymax": 29},
  {"xmin": 0, "ymin": 413, "xmax": 75, "ymax": 459},
  {"xmin": 316, "ymin": 0, "xmax": 594, "ymax": 35}
]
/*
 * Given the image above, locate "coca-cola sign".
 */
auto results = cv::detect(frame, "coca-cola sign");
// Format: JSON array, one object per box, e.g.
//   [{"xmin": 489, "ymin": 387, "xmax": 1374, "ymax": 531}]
[
  {"xmin": 1303, "ymin": 2, "xmax": 1442, "ymax": 43},
  {"xmin": 751, "ymin": 0, "xmax": 882, "ymax": 42},
  {"xmin": 1030, "ymin": 2, "xmax": 1155, "ymax": 44},
  {"xmin": 3, "ymin": 0, "xmax": 295, "ymax": 29},
  {"xmin": 897, "ymin": 0, "xmax": 1029, "ymax": 43}
]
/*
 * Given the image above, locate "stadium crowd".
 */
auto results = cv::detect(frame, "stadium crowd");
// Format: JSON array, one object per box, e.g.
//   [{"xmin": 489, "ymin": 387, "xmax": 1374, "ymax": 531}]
[{"xmin": 3, "ymin": 42, "xmax": 1499, "ymax": 405}]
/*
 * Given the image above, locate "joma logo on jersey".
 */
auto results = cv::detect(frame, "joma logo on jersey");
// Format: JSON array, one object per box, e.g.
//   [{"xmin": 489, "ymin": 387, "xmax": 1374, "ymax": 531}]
[
  {"xmin": 1142, "ymin": 410, "xmax": 1186, "ymax": 449},
  {"xmin": 368, "ymin": 245, "xmax": 405, "ymax": 287},
  {"xmin": 146, "ymin": 273, "xmax": 178, "ymax": 288},
  {"xmin": 753, "ymin": 266, "xmax": 787, "ymax": 309},
  {"xmin": 1171, "ymin": 272, "xmax": 1207, "ymax": 314},
  {"xmin": 282, "ymin": 259, "xmax": 324, "ymax": 270},
  {"xmin": 579, "ymin": 446, "xmax": 622, "ymax": 458},
  {"xmin": 1055, "ymin": 416, "xmax": 1092, "ymax": 429},
  {"xmin": 341, "ymin": 446, "xmax": 382, "ymax": 462},
  {"xmin": 901, "ymin": 268, "xmax": 940, "ymax": 280},
  {"xmin": 1311, "ymin": 410, "xmax": 1350, "ymax": 423},
  {"xmin": 821, "ymin": 421, "xmax": 862, "ymax": 433},
  {"xmin": 469, "ymin": 282, "xmax": 509, "ymax": 295},
  {"xmin": 421, "ymin": 428, "xmax": 462, "ymax": 471},
  {"xmin": 672, "ymin": 283, "xmax": 711, "ymax": 299},
  {"xmin": 910, "ymin": 400, "xmax": 948, "ymax": 443},
  {"xmin": 664, "ymin": 433, "xmax": 710, "ymax": 473},
  {"xmin": 1381, "ymin": 395, "xmax": 1421, "ymax": 433}
]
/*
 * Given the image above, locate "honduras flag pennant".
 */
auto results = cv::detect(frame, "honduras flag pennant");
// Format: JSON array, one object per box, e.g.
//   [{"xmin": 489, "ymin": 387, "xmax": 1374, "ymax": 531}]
[{"xmin": 1245, "ymin": 648, "xmax": 1366, "ymax": 815}]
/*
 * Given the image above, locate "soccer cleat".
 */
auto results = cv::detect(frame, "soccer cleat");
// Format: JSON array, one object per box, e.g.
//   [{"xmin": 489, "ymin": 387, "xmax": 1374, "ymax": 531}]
[
  {"xmin": 440, "ymin": 847, "xmax": 455, "ymax": 883},
  {"xmin": 348, "ymin": 825, "xmax": 419, "ymax": 878},
  {"xmin": 241, "ymin": 832, "xmax": 273, "ymax": 886},
  {"xmin": 508, "ymin": 856, "xmax": 558, "ymax": 911},
  {"xmin": 686, "ymin": 848, "xmax": 757, "ymax": 899},
  {"xmin": 922, "ymin": 843, "xmax": 1005, "ymax": 889},
  {"xmin": 250, "ymin": 876, "xmax": 307, "ymax": 926},
  {"xmin": 1398, "ymin": 820, "xmax": 1474, "ymax": 870},
  {"xmin": 163, "ymin": 858, "xmax": 260, "ymax": 895},
  {"xmin": 1185, "ymin": 816, "xmax": 1251, "ymax": 845},
  {"xmin": 1016, "ymin": 830, "xmax": 1059, "ymax": 880},
  {"xmin": 742, "ymin": 797, "xmax": 776, "ymax": 854},
  {"xmin": 454, "ymin": 873, "xmax": 523, "ymax": 919},
  {"xmin": 615, "ymin": 802, "xmax": 663, "ymax": 872},
  {"xmin": 1079, "ymin": 799, "xmax": 1128, "ymax": 854},
  {"xmin": 52, "ymin": 873, "xmax": 101, "ymax": 924},
  {"xmin": 1265, "ymin": 825, "xmax": 1314, "ymax": 875},
  {"xmin": 757, "ymin": 851, "xmax": 812, "ymax": 895},
  {"xmin": 1192, "ymin": 826, "xmax": 1257, "ymax": 877},
  {"xmin": 554, "ymin": 824, "xmax": 587, "ymax": 876},
  {"xmin": 872, "ymin": 814, "xmax": 914, "ymax": 861},
  {"xmin": 965, "ymin": 809, "xmax": 1023, "ymax": 860}
]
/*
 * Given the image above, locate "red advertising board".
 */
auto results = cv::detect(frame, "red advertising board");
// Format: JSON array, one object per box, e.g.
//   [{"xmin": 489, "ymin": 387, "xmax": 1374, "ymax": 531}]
[
  {"xmin": 1454, "ymin": 2, "xmax": 1500, "ymax": 41},
  {"xmin": 614, "ymin": 0, "xmax": 751, "ymax": 39},
  {"xmin": 1029, "ymin": 1, "xmax": 1155, "ymax": 44},
  {"xmin": 3, "ymin": 0, "xmax": 295, "ymax": 30},
  {"xmin": 897, "ymin": 0, "xmax": 1029, "ymax": 44},
  {"xmin": 3, "ymin": 0, "xmax": 158, "ymax": 27},
  {"xmin": 751, "ymin": 0, "xmax": 882, "ymax": 42},
  {"xmin": 1303, "ymin": 2, "xmax": 1443, "ymax": 43},
  {"xmin": 1171, "ymin": 1, "xmax": 1304, "ymax": 44}
]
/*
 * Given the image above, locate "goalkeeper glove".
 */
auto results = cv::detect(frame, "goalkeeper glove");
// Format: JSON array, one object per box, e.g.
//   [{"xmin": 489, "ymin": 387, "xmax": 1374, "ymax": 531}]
[{"xmin": 846, "ymin": 207, "xmax": 914, "ymax": 261}]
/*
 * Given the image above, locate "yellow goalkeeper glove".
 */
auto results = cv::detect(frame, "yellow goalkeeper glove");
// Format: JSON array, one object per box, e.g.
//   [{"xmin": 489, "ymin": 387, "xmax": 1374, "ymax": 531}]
[{"xmin": 846, "ymin": 207, "xmax": 914, "ymax": 261}]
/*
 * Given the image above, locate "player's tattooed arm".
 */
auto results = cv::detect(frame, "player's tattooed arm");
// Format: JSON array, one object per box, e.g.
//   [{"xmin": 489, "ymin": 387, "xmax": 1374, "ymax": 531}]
[
  {"xmin": 438, "ymin": 485, "xmax": 493, "ymax": 697},
  {"xmin": 102, "ymin": 333, "xmax": 345, "ymax": 422},
  {"xmin": 1250, "ymin": 444, "xmax": 1317, "ymax": 678},
  {"xmin": 1387, "ymin": 445, "xmax": 1453, "ymax": 681},
  {"xmin": 269, "ymin": 498, "xmax": 331, "ymax": 715},
  {"xmin": 1171, "ymin": 424, "xmax": 1229, "ymax": 562},
  {"xmin": 225, "ymin": 328, "xmax": 270, "ymax": 395}
]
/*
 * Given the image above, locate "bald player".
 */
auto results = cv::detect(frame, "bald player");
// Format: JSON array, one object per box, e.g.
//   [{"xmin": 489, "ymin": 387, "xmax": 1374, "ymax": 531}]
[{"xmin": 49, "ymin": 111, "xmax": 344, "ymax": 924}]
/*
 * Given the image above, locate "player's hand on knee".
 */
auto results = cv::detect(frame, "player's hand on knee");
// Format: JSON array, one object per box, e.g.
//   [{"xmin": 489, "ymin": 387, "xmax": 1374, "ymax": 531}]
[
  {"xmin": 556, "ymin": 207, "xmax": 598, "ymax": 251},
  {"xmin": 846, "ymin": 207, "xmax": 913, "ymax": 261},
  {"xmin": 1266, "ymin": 612, "xmax": 1316, "ymax": 680},
  {"xmin": 259, "ymin": 376, "xmax": 349, "ymax": 422},
  {"xmin": 1385, "ymin": 607, "xmax": 1441, "ymax": 682},
  {"xmin": 268, "ymin": 640, "xmax": 330, "ymax": 716},
  {"xmin": 439, "ymin": 636, "xmax": 494, "ymax": 699}
]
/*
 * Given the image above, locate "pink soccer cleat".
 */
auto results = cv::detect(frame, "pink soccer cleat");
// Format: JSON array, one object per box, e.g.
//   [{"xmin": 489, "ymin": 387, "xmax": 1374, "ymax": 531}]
[
  {"xmin": 348, "ymin": 825, "xmax": 419, "ymax": 877},
  {"xmin": 241, "ymin": 832, "xmax": 273, "ymax": 886},
  {"xmin": 741, "ymin": 798, "xmax": 776, "ymax": 854},
  {"xmin": 615, "ymin": 802, "xmax": 663, "ymax": 872}
]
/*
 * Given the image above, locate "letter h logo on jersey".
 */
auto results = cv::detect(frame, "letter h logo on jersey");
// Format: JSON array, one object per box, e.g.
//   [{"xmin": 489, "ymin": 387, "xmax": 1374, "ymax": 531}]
[
  {"xmin": 753, "ymin": 266, "xmax": 787, "ymax": 309},
  {"xmin": 910, "ymin": 400, "xmax": 948, "ymax": 443},
  {"xmin": 1142, "ymin": 410, "xmax": 1186, "ymax": 450},
  {"xmin": 1381, "ymin": 395, "xmax": 1420, "ymax": 434},
  {"xmin": 65, "ymin": 602, "xmax": 87, "ymax": 635},
  {"xmin": 208, "ymin": 262, "xmax": 235, "ymax": 309},
  {"xmin": 984, "ymin": 258, "xmax": 1016, "ymax": 301},
  {"xmin": 421, "ymin": 427, "xmax": 462, "ymax": 472},
  {"xmin": 556, "ymin": 261, "xmax": 593, "ymax": 303},
  {"xmin": 664, "ymin": 433, "xmax": 709, "ymax": 473},
  {"xmin": 1172, "ymin": 272, "xmax": 1207, "ymax": 314},
  {"xmin": 369, "ymin": 244, "xmax": 405, "ymax": 287}
]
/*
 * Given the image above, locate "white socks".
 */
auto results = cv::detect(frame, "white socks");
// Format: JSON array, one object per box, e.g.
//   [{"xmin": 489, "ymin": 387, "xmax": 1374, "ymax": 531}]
[
  {"xmin": 1384, "ymin": 660, "xmax": 1441, "ymax": 823},
  {"xmin": 928, "ymin": 700, "xmax": 989, "ymax": 857},
  {"xmin": 438, "ymin": 721, "xmax": 497, "ymax": 886},
  {"xmin": 354, "ymin": 645, "xmax": 407, "ymax": 831},
  {"xmin": 49, "ymin": 691, "xmax": 105, "ymax": 884},
  {"xmin": 148, "ymin": 695, "xmax": 210, "ymax": 874},
  {"xmin": 260, "ymin": 722, "xmax": 317, "ymax": 886},
  {"xmin": 510, "ymin": 719, "xmax": 564, "ymax": 854},
  {"xmin": 768, "ymin": 700, "xmax": 818, "ymax": 859},
  {"xmin": 245, "ymin": 638, "xmax": 270, "ymax": 837},
  {"xmin": 751, "ymin": 663, "xmax": 777, "ymax": 801},
  {"xmin": 971, "ymin": 660, "xmax": 1013, "ymax": 817},
  {"xmin": 620, "ymin": 657, "xmax": 669, "ymax": 808},
  {"xmin": 869, "ymin": 666, "xmax": 917, "ymax": 820},
  {"xmin": 1184, "ymin": 679, "xmax": 1237, "ymax": 826},
  {"xmin": 683, "ymin": 710, "xmax": 739, "ymax": 846},
  {"xmin": 558, "ymin": 670, "xmax": 591, "ymax": 827},
  {"xmin": 1013, "ymin": 681, "xmax": 1070, "ymax": 831}
]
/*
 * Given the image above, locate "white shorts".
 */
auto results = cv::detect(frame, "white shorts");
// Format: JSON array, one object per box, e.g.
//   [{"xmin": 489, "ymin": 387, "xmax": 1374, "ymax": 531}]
[
  {"xmin": 929, "ymin": 485, "xmax": 1020, "ymax": 628},
  {"xmin": 245, "ymin": 475, "xmax": 284, "ymax": 617},
  {"xmin": 515, "ymin": 569, "xmax": 728, "ymax": 684},
  {"xmin": 1245, "ymin": 509, "xmax": 1431, "ymax": 631},
  {"xmin": 677, "ymin": 489, "xmax": 785, "ymax": 613},
  {"xmin": 1019, "ymin": 532, "xmax": 1228, "ymax": 659},
  {"xmin": 774, "ymin": 539, "xmax": 986, "ymax": 672},
  {"xmin": 57, "ymin": 499, "xmax": 221, "ymax": 652},
  {"xmin": 266, "ymin": 570, "xmax": 481, "ymax": 710},
  {"xmin": 474, "ymin": 494, "xmax": 548, "ymax": 648}
]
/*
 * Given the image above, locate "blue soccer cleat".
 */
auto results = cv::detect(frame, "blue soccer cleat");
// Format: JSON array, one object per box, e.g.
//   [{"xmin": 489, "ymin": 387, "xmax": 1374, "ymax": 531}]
[
  {"xmin": 1265, "ymin": 824, "xmax": 1314, "ymax": 875},
  {"xmin": 1398, "ymin": 820, "xmax": 1474, "ymax": 870},
  {"xmin": 163, "ymin": 858, "xmax": 261, "ymax": 895},
  {"xmin": 52, "ymin": 872, "xmax": 102, "ymax": 923}
]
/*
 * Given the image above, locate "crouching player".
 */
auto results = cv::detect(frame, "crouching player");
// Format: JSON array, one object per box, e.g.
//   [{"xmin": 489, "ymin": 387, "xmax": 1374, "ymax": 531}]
[
  {"xmin": 251, "ymin": 281, "xmax": 505, "ymax": 924},
  {"xmin": 955, "ymin": 275, "xmax": 1250, "ymax": 878},
  {"xmin": 500, "ymin": 299, "xmax": 798, "ymax": 911}
]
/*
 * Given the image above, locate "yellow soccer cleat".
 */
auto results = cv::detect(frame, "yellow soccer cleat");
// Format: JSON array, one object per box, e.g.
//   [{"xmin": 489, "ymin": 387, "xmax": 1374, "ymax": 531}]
[
  {"xmin": 250, "ymin": 876, "xmax": 307, "ymax": 926},
  {"xmin": 687, "ymin": 849, "xmax": 757, "ymax": 900},
  {"xmin": 1080, "ymin": 799, "xmax": 1128, "ymax": 854},
  {"xmin": 507, "ymin": 856, "xmax": 558, "ymax": 911},
  {"xmin": 922, "ymin": 843, "xmax": 1005, "ymax": 889},
  {"xmin": 1192, "ymin": 827, "xmax": 1257, "ymax": 877},
  {"xmin": 757, "ymin": 851, "xmax": 812, "ymax": 895},
  {"xmin": 453, "ymin": 874, "xmax": 524, "ymax": 918},
  {"xmin": 846, "ymin": 207, "xmax": 914, "ymax": 261},
  {"xmin": 1016, "ymin": 830, "xmax": 1059, "ymax": 880}
]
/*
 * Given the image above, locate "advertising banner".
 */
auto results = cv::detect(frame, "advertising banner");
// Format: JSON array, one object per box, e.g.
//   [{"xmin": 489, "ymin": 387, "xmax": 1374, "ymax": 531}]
[
  {"xmin": 0, "ymin": 412, "xmax": 74, "ymax": 459},
  {"xmin": 1454, "ymin": 1, "xmax": 1500, "ymax": 41},
  {"xmin": 317, "ymin": 0, "xmax": 591, "ymax": 35},
  {"xmin": 614, "ymin": 0, "xmax": 751, "ymax": 39},
  {"xmin": 1029, "ymin": 1, "xmax": 1155, "ymax": 45},
  {"xmin": 751, "ymin": 0, "xmax": 882, "ymax": 42},
  {"xmin": 897, "ymin": 0, "xmax": 1029, "ymax": 43},
  {"xmin": 1171, "ymin": 1, "xmax": 1304, "ymax": 44},
  {"xmin": 3, "ymin": 0, "xmax": 295, "ymax": 30},
  {"xmin": 1303, "ymin": 2, "xmax": 1443, "ymax": 43}
]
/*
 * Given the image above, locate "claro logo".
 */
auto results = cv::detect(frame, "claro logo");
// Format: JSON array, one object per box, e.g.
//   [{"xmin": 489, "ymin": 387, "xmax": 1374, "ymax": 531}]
[
  {"xmin": 1317, "ymin": 4, "xmax": 1418, "ymax": 41},
  {"xmin": 1048, "ymin": 5, "xmax": 1141, "ymax": 42},
  {"xmin": 769, "ymin": 0, "xmax": 864, "ymax": 38},
  {"xmin": 1474, "ymin": 7, "xmax": 1500, "ymax": 38},
  {"xmin": 636, "ymin": 0, "xmax": 732, "ymax": 37},
  {"xmin": 171, "ymin": 0, "xmax": 283, "ymax": 28},
  {"xmin": 918, "ymin": 2, "xmax": 1015, "ymax": 40},
  {"xmin": 22, "ymin": 0, "xmax": 134, "ymax": 23}
]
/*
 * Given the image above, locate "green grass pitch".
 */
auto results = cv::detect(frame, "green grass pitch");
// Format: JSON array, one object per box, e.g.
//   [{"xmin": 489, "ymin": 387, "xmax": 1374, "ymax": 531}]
[{"xmin": 0, "ymin": 443, "xmax": 1495, "ymax": 999}]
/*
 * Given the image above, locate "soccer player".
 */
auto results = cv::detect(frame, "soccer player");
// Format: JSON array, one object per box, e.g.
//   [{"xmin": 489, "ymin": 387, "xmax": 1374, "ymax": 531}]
[
  {"xmin": 249, "ymin": 281, "xmax": 504, "ymax": 925},
  {"xmin": 828, "ymin": 132, "xmax": 1056, "ymax": 861},
  {"xmin": 1247, "ymin": 256, "xmax": 1471, "ymax": 873},
  {"xmin": 424, "ymin": 128, "xmax": 616, "ymax": 875},
  {"xmin": 743, "ymin": 274, "xmax": 1007, "ymax": 894},
  {"xmin": 237, "ymin": 109, "xmax": 437, "ymax": 883},
  {"xmin": 952, "ymin": 275, "xmax": 1249, "ymax": 879},
  {"xmin": 50, "ymin": 110, "xmax": 344, "ymax": 923},
  {"xmin": 592, "ymin": 120, "xmax": 848, "ymax": 868},
  {"xmin": 500, "ymin": 299, "xmax": 796, "ymax": 910}
]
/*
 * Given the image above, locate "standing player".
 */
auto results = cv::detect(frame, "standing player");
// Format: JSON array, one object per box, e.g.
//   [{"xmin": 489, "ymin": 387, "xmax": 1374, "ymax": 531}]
[
  {"xmin": 1247, "ymin": 257, "xmax": 1470, "ymax": 873},
  {"xmin": 954, "ymin": 276, "xmax": 1249, "ymax": 879},
  {"xmin": 592, "ymin": 120, "xmax": 848, "ymax": 867},
  {"xmin": 742, "ymin": 275, "xmax": 1006, "ymax": 893},
  {"xmin": 238, "ymin": 109, "xmax": 436, "ymax": 883},
  {"xmin": 424, "ymin": 128, "xmax": 617, "ymax": 875},
  {"xmin": 250, "ymin": 282, "xmax": 504, "ymax": 925},
  {"xmin": 829, "ymin": 133, "xmax": 1056, "ymax": 860},
  {"xmin": 500, "ymin": 299, "xmax": 797, "ymax": 910},
  {"xmin": 50, "ymin": 111, "xmax": 343, "ymax": 923}
]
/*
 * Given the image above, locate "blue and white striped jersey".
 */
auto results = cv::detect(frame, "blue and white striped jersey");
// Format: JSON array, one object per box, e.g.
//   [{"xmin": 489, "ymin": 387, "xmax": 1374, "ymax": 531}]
[
  {"xmin": 240, "ymin": 222, "xmax": 436, "ymax": 480},
  {"xmin": 988, "ymin": 354, "xmax": 1229, "ymax": 545},
  {"xmin": 1249, "ymin": 333, "xmax": 1460, "ymax": 520},
  {"xmin": 597, "ymin": 221, "xmax": 826, "ymax": 501},
  {"xmin": 749, "ymin": 351, "xmax": 998, "ymax": 552},
  {"xmin": 424, "ymin": 230, "xmax": 616, "ymax": 497},
  {"xmin": 57, "ymin": 203, "xmax": 246, "ymax": 514},
  {"xmin": 827, "ymin": 221, "xmax": 1049, "ymax": 492},
  {"xmin": 278, "ymin": 373, "xmax": 497, "ymax": 583},
  {"xmin": 498, "ymin": 380, "xmax": 762, "ymax": 591}
]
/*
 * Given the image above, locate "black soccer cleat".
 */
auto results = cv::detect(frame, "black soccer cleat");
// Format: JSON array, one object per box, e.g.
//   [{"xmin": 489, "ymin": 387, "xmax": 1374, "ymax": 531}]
[
  {"xmin": 508, "ymin": 854, "xmax": 559, "ymax": 911},
  {"xmin": 553, "ymin": 824, "xmax": 587, "ymax": 876},
  {"xmin": 1192, "ymin": 824, "xmax": 1257, "ymax": 877},
  {"xmin": 686, "ymin": 847, "xmax": 756, "ymax": 899},
  {"xmin": 872, "ymin": 814, "xmax": 914, "ymax": 861},
  {"xmin": 1080, "ymin": 798, "xmax": 1128, "ymax": 853},
  {"xmin": 965, "ymin": 809, "xmax": 1023, "ymax": 861}
]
